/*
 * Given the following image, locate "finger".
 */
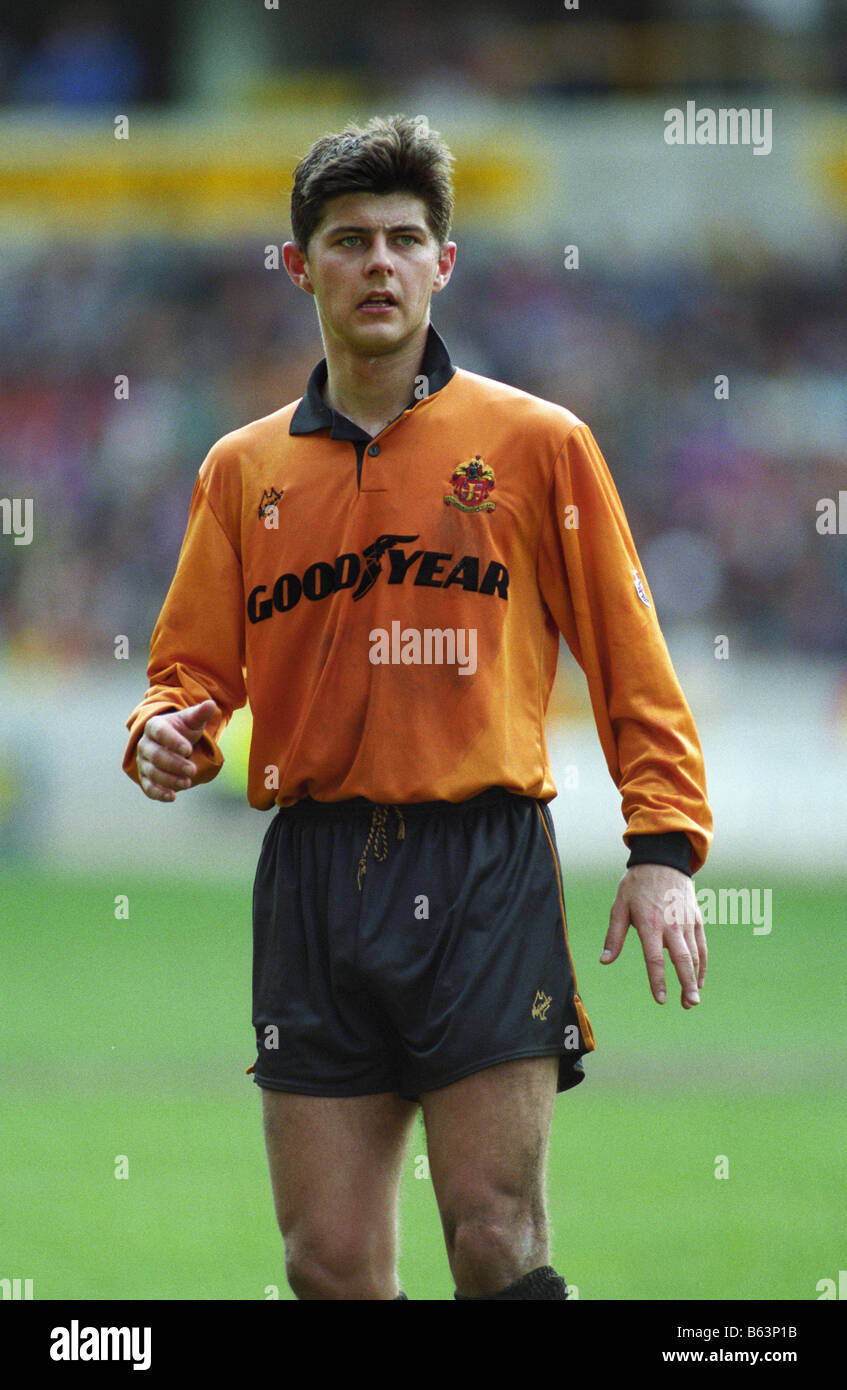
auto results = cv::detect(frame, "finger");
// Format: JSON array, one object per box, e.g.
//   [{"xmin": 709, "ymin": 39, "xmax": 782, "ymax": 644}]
[
  {"xmin": 638, "ymin": 932, "xmax": 669, "ymax": 1004},
  {"xmin": 141, "ymin": 743, "xmax": 197, "ymax": 782},
  {"xmin": 178, "ymin": 700, "xmax": 219, "ymax": 742},
  {"xmin": 665, "ymin": 927, "xmax": 700, "ymax": 1008},
  {"xmin": 138, "ymin": 766, "xmax": 177, "ymax": 802},
  {"xmin": 147, "ymin": 718, "xmax": 194, "ymax": 759},
  {"xmin": 137, "ymin": 750, "xmax": 194, "ymax": 791},
  {"xmin": 141, "ymin": 781, "xmax": 176, "ymax": 803},
  {"xmin": 137, "ymin": 749, "xmax": 196, "ymax": 796},
  {"xmin": 601, "ymin": 887, "xmax": 631, "ymax": 964},
  {"xmin": 695, "ymin": 916, "xmax": 708, "ymax": 988},
  {"xmin": 140, "ymin": 763, "xmax": 193, "ymax": 793},
  {"xmin": 682, "ymin": 922, "xmax": 699, "ymax": 986}
]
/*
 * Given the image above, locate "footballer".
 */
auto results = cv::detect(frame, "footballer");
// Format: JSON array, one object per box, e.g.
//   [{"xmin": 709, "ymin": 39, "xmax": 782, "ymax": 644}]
[{"xmin": 124, "ymin": 115, "xmax": 712, "ymax": 1300}]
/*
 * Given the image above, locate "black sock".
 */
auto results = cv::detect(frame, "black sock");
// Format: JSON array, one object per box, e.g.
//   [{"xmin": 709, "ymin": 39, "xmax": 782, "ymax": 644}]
[
  {"xmin": 394, "ymin": 1291, "xmax": 408, "ymax": 1300},
  {"xmin": 454, "ymin": 1266, "xmax": 568, "ymax": 1300}
]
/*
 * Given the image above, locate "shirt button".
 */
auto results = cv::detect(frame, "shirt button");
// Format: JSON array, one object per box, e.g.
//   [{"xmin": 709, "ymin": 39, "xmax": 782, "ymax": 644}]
[{"xmin": 368, "ymin": 443, "xmax": 380, "ymax": 456}]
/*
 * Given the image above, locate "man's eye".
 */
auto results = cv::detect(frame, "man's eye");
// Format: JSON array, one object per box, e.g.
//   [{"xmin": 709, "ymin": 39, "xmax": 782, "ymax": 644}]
[{"xmin": 339, "ymin": 235, "xmax": 362, "ymax": 246}]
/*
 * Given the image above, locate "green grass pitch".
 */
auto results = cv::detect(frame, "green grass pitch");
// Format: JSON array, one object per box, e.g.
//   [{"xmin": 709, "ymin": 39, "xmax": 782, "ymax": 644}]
[{"xmin": 2, "ymin": 870, "xmax": 843, "ymax": 1301}]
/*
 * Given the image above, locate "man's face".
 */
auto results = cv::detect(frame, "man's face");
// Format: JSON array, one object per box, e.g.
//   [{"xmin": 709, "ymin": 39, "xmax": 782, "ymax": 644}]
[{"xmin": 284, "ymin": 191, "xmax": 455, "ymax": 357}]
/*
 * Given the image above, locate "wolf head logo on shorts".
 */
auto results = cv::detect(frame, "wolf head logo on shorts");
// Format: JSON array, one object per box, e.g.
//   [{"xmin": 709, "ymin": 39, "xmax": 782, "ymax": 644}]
[{"xmin": 531, "ymin": 989, "xmax": 552, "ymax": 1021}]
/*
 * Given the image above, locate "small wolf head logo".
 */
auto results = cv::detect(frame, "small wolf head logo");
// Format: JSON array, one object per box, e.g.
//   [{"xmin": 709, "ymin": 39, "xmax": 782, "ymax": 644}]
[{"xmin": 531, "ymin": 990, "xmax": 552, "ymax": 1021}]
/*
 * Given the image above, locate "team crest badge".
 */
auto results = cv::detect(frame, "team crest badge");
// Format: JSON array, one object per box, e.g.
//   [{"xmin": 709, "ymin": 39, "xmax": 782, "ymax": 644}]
[
  {"xmin": 258, "ymin": 486, "xmax": 284, "ymax": 519},
  {"xmin": 444, "ymin": 456, "xmax": 495, "ymax": 513}
]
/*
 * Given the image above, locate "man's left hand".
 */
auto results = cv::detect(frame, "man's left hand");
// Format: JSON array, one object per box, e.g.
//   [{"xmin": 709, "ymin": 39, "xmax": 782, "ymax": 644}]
[{"xmin": 601, "ymin": 864, "xmax": 706, "ymax": 1008}]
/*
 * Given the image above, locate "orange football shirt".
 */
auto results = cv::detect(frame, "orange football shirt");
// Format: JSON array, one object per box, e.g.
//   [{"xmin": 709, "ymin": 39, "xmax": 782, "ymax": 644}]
[{"xmin": 123, "ymin": 328, "xmax": 713, "ymax": 872}]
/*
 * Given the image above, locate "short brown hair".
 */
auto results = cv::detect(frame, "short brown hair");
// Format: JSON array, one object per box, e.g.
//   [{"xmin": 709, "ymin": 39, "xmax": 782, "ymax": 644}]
[{"xmin": 290, "ymin": 114, "xmax": 454, "ymax": 252}]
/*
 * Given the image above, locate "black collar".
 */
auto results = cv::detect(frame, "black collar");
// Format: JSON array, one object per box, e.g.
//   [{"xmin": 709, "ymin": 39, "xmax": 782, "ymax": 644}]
[{"xmin": 290, "ymin": 323, "xmax": 455, "ymax": 440}]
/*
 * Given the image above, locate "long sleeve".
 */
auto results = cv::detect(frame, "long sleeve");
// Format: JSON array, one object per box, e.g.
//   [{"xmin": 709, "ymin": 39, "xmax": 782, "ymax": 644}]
[
  {"xmin": 122, "ymin": 466, "xmax": 247, "ymax": 787},
  {"xmin": 537, "ymin": 423, "xmax": 713, "ymax": 873}
]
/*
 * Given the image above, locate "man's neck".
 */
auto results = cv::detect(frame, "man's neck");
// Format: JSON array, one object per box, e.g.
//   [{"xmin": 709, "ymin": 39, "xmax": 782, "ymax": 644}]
[{"xmin": 321, "ymin": 323, "xmax": 429, "ymax": 437}]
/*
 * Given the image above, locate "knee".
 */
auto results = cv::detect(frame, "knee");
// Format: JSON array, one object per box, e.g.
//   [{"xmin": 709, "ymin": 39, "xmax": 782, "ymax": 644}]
[
  {"xmin": 445, "ymin": 1198, "xmax": 548, "ymax": 1293},
  {"xmin": 283, "ymin": 1229, "xmax": 394, "ymax": 1301}
]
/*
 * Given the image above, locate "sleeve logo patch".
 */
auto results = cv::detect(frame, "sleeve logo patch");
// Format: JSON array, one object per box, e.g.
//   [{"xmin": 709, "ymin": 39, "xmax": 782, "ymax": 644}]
[
  {"xmin": 444, "ymin": 456, "xmax": 495, "ymax": 513},
  {"xmin": 633, "ymin": 569, "xmax": 651, "ymax": 607}
]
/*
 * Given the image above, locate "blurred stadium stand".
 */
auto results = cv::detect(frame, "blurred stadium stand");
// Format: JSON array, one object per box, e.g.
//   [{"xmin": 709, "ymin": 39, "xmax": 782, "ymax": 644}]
[{"xmin": 2, "ymin": 1, "xmax": 845, "ymax": 107}]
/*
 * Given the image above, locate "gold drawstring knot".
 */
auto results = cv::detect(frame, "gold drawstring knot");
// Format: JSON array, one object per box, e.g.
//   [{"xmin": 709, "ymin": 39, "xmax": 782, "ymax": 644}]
[{"xmin": 357, "ymin": 805, "xmax": 406, "ymax": 890}]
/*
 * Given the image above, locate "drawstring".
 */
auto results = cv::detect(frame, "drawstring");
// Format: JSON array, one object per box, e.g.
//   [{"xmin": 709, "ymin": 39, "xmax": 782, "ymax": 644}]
[{"xmin": 357, "ymin": 805, "xmax": 406, "ymax": 890}]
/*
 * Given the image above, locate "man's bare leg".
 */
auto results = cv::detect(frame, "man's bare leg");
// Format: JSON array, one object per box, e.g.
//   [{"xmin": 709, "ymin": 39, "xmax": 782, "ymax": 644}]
[
  {"xmin": 262, "ymin": 1089, "xmax": 418, "ymax": 1300},
  {"xmin": 421, "ymin": 1056, "xmax": 562, "ymax": 1298}
]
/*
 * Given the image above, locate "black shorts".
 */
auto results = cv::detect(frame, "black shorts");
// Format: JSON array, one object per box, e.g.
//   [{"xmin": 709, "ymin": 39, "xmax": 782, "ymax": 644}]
[{"xmin": 249, "ymin": 787, "xmax": 595, "ymax": 1101}]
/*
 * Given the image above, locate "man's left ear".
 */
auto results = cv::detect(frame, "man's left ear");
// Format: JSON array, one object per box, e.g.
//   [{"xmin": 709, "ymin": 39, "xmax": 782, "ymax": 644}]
[{"xmin": 433, "ymin": 241, "xmax": 457, "ymax": 293}]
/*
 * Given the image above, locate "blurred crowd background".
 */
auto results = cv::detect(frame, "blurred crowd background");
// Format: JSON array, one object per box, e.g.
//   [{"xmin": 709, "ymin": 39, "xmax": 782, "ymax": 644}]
[{"xmin": 1, "ymin": 0, "xmax": 845, "ymax": 106}]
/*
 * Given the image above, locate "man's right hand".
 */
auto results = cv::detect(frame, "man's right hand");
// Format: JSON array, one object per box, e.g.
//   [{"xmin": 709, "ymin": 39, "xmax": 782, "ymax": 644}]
[{"xmin": 136, "ymin": 700, "xmax": 219, "ymax": 802}]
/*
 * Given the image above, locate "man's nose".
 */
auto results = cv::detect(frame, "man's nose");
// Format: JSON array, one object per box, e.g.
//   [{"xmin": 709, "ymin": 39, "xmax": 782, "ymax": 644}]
[{"xmin": 365, "ymin": 235, "xmax": 394, "ymax": 274}]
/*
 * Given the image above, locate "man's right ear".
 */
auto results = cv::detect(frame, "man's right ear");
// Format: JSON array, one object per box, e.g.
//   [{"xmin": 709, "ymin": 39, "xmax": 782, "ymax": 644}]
[{"xmin": 282, "ymin": 242, "xmax": 314, "ymax": 295}]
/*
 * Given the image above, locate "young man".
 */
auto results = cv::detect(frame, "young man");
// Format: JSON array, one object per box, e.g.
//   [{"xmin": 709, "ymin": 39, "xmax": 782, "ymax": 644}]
[{"xmin": 124, "ymin": 115, "xmax": 712, "ymax": 1301}]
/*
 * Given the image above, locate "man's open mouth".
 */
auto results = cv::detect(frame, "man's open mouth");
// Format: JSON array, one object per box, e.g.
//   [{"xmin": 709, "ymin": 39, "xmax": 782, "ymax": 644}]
[{"xmin": 359, "ymin": 292, "xmax": 397, "ymax": 308}]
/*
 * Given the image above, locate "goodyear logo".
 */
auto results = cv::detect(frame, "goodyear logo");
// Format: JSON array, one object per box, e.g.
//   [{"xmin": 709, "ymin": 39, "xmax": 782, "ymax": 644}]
[{"xmin": 247, "ymin": 533, "xmax": 509, "ymax": 623}]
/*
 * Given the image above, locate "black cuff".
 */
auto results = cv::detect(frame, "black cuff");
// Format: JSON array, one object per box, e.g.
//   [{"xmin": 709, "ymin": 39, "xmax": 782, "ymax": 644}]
[{"xmin": 625, "ymin": 831, "xmax": 693, "ymax": 877}]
